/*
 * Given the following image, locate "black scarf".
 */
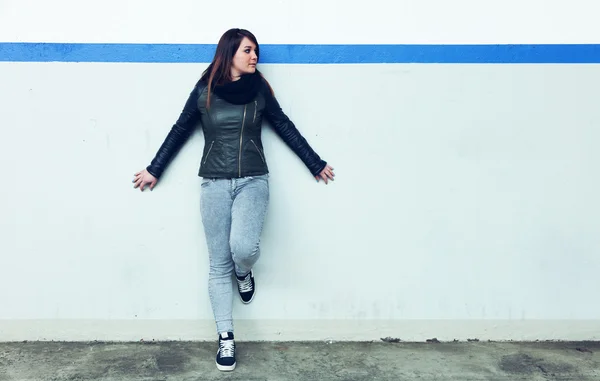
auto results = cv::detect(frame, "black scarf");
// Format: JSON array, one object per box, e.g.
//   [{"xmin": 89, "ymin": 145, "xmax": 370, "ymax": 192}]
[{"xmin": 212, "ymin": 71, "xmax": 262, "ymax": 105}]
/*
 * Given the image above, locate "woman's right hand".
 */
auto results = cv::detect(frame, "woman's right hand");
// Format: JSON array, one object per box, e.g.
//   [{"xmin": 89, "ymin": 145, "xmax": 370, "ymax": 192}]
[{"xmin": 133, "ymin": 169, "xmax": 158, "ymax": 192}]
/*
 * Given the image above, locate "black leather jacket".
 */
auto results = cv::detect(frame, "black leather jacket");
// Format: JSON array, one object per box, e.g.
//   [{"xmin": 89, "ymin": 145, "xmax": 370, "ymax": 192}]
[{"xmin": 147, "ymin": 79, "xmax": 327, "ymax": 179}]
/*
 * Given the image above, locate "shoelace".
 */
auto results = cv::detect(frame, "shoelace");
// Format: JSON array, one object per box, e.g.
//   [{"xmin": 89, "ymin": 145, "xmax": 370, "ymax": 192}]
[
  {"xmin": 237, "ymin": 274, "xmax": 253, "ymax": 293},
  {"xmin": 219, "ymin": 339, "xmax": 235, "ymax": 358}
]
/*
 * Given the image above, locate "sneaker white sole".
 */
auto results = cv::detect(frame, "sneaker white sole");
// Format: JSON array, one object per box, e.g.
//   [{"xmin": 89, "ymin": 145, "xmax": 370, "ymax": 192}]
[
  {"xmin": 215, "ymin": 349, "xmax": 236, "ymax": 371},
  {"xmin": 216, "ymin": 361, "xmax": 236, "ymax": 371}
]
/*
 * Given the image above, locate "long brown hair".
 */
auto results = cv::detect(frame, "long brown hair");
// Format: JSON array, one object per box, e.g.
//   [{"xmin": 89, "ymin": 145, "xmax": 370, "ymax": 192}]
[{"xmin": 200, "ymin": 28, "xmax": 271, "ymax": 108}]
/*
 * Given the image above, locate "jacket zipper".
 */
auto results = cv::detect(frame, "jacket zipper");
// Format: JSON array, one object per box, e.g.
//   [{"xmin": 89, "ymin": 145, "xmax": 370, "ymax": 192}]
[
  {"xmin": 253, "ymin": 100, "xmax": 257, "ymax": 123},
  {"xmin": 203, "ymin": 141, "xmax": 214, "ymax": 164},
  {"xmin": 238, "ymin": 105, "xmax": 247, "ymax": 176},
  {"xmin": 251, "ymin": 139, "xmax": 265, "ymax": 163}
]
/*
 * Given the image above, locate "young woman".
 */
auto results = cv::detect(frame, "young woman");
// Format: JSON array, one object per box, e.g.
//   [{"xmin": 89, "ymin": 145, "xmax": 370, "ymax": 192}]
[{"xmin": 133, "ymin": 28, "xmax": 334, "ymax": 371}]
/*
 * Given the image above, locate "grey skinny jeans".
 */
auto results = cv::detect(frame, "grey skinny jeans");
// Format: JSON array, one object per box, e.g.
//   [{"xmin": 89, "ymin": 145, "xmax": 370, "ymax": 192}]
[{"xmin": 200, "ymin": 174, "xmax": 269, "ymax": 334}]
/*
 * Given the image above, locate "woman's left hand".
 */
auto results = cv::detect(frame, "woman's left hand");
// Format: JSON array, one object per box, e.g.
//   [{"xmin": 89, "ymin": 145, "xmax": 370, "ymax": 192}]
[{"xmin": 315, "ymin": 164, "xmax": 335, "ymax": 184}]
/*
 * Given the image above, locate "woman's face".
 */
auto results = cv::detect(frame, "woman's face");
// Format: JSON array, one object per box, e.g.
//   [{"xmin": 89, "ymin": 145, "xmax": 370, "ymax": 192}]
[{"xmin": 231, "ymin": 37, "xmax": 258, "ymax": 79}]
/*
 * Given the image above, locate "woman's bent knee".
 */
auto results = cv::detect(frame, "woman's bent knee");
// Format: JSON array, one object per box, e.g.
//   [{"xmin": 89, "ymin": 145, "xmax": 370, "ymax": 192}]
[{"xmin": 230, "ymin": 240, "xmax": 260, "ymax": 265}]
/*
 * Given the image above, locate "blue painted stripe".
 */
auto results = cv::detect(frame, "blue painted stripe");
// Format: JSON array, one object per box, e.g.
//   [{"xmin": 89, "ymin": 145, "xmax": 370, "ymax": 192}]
[{"xmin": 1, "ymin": 43, "xmax": 600, "ymax": 63}]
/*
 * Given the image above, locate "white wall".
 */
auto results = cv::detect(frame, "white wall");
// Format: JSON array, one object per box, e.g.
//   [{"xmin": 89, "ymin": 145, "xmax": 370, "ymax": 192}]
[
  {"xmin": 1, "ymin": 0, "xmax": 599, "ymax": 341},
  {"xmin": 2, "ymin": 0, "xmax": 600, "ymax": 44}
]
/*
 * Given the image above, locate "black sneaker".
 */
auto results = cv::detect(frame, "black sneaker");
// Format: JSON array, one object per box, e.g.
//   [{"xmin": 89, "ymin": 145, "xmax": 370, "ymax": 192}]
[
  {"xmin": 216, "ymin": 332, "xmax": 236, "ymax": 371},
  {"xmin": 236, "ymin": 270, "xmax": 255, "ymax": 304}
]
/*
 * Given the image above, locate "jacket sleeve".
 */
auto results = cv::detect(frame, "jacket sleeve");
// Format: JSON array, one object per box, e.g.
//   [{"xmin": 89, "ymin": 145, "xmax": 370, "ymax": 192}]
[
  {"xmin": 146, "ymin": 84, "xmax": 202, "ymax": 178},
  {"xmin": 261, "ymin": 83, "xmax": 327, "ymax": 177}
]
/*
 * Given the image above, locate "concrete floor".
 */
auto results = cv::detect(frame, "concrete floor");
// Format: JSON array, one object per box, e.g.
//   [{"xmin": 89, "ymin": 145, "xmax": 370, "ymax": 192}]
[{"xmin": 0, "ymin": 340, "xmax": 598, "ymax": 381}]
